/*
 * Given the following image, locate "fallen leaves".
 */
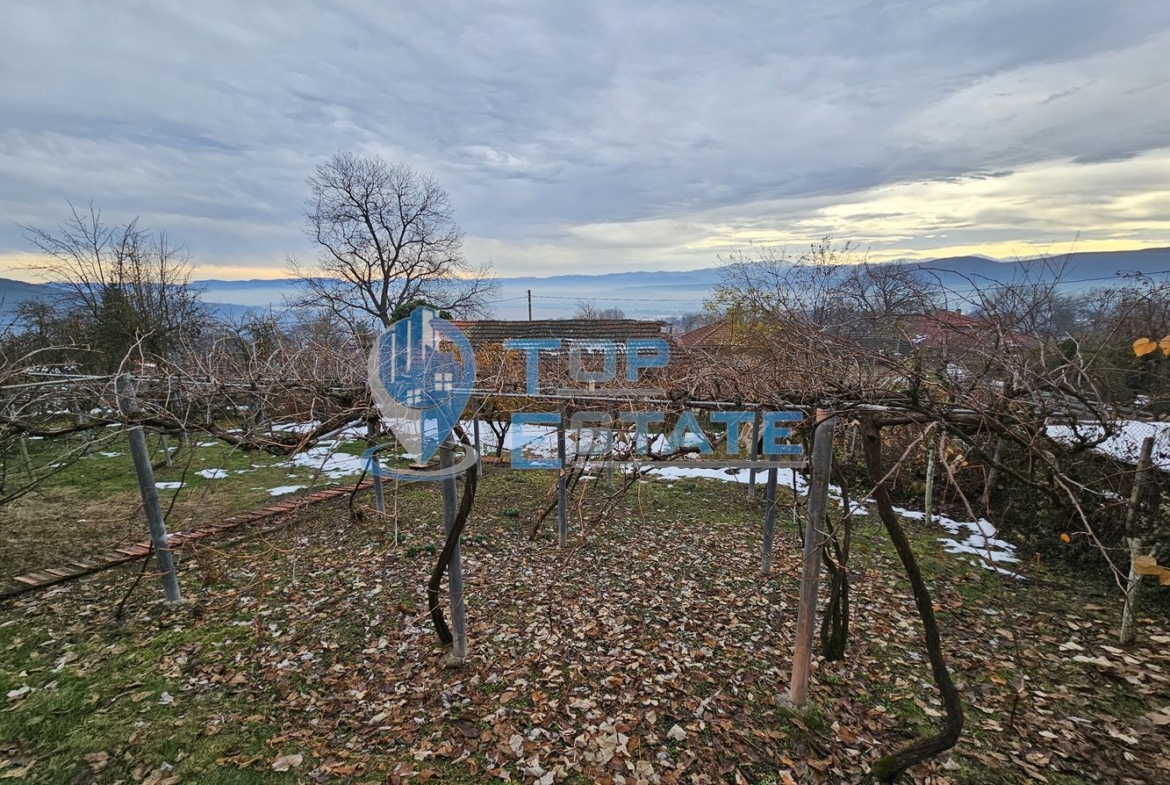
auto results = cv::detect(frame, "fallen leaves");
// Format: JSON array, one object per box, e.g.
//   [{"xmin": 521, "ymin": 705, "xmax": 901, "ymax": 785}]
[
  {"xmin": 271, "ymin": 753, "xmax": 303, "ymax": 771},
  {"xmin": 3, "ymin": 475, "xmax": 1170, "ymax": 785}
]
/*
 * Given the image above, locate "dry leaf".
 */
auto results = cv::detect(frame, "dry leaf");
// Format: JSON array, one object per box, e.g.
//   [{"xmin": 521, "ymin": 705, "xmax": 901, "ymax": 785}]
[
  {"xmin": 271, "ymin": 754, "xmax": 303, "ymax": 772},
  {"xmin": 1134, "ymin": 337, "xmax": 1158, "ymax": 357}
]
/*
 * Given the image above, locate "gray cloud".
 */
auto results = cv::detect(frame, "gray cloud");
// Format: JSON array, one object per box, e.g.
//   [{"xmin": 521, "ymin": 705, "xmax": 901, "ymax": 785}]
[{"xmin": 2, "ymin": 0, "xmax": 1169, "ymax": 277}]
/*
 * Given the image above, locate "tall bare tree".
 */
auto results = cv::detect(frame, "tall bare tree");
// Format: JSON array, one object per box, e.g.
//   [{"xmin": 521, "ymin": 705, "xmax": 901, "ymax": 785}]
[
  {"xmin": 291, "ymin": 152, "xmax": 497, "ymax": 333},
  {"xmin": 22, "ymin": 202, "xmax": 207, "ymax": 370}
]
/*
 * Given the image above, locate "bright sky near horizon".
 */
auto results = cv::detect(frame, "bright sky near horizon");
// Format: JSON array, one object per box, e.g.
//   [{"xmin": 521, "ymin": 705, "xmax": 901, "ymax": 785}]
[{"xmin": 2, "ymin": 1, "xmax": 1170, "ymax": 281}]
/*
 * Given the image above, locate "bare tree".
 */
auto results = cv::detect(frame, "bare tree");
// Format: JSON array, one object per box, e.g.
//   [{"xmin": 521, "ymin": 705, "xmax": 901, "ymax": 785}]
[
  {"xmin": 21, "ymin": 202, "xmax": 207, "ymax": 370},
  {"xmin": 572, "ymin": 299, "xmax": 625, "ymax": 320},
  {"xmin": 291, "ymin": 152, "xmax": 497, "ymax": 334}
]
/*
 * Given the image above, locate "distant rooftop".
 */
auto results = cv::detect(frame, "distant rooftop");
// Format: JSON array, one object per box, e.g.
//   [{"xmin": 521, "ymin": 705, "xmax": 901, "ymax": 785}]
[{"xmin": 451, "ymin": 319, "xmax": 667, "ymax": 346}]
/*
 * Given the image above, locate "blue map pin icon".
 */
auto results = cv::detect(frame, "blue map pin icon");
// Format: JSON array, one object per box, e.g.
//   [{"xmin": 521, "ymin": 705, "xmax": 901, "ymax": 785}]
[{"xmin": 367, "ymin": 308, "xmax": 476, "ymax": 464}]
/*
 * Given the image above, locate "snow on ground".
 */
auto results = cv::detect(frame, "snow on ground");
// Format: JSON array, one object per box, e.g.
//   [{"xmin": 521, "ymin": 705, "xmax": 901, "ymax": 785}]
[
  {"xmin": 267, "ymin": 485, "xmax": 305, "ymax": 496},
  {"xmin": 1047, "ymin": 420, "xmax": 1170, "ymax": 471},
  {"xmin": 117, "ymin": 415, "xmax": 1022, "ymax": 575},
  {"xmin": 198, "ymin": 469, "xmax": 228, "ymax": 479},
  {"xmin": 155, "ymin": 481, "xmax": 182, "ymax": 490},
  {"xmin": 270, "ymin": 420, "xmax": 322, "ymax": 434},
  {"xmin": 648, "ymin": 464, "xmax": 1018, "ymax": 576},
  {"xmin": 285, "ymin": 440, "xmax": 368, "ymax": 480}
]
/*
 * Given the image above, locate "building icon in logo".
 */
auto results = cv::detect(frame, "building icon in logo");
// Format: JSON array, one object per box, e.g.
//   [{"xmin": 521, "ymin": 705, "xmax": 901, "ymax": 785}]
[{"xmin": 366, "ymin": 307, "xmax": 477, "ymax": 479}]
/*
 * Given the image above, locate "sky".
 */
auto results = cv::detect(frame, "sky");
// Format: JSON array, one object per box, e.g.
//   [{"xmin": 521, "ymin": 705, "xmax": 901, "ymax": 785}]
[{"xmin": 2, "ymin": 0, "xmax": 1170, "ymax": 281}]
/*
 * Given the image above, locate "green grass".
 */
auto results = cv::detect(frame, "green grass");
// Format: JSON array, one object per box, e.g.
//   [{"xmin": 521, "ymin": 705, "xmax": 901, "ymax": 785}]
[{"xmin": 1, "ymin": 463, "xmax": 1166, "ymax": 783}]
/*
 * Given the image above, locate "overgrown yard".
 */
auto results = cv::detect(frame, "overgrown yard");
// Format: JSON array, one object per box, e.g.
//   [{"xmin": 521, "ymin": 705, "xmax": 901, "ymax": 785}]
[
  {"xmin": 2, "ymin": 470, "xmax": 1168, "ymax": 784},
  {"xmin": 1, "ymin": 431, "xmax": 374, "ymax": 582}
]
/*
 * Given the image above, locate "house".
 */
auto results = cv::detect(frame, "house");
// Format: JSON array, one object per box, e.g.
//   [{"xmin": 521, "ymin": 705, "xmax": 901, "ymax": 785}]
[
  {"xmin": 899, "ymin": 310, "xmax": 1036, "ymax": 354},
  {"xmin": 450, "ymin": 319, "xmax": 668, "ymax": 348},
  {"xmin": 448, "ymin": 319, "xmax": 671, "ymax": 395}
]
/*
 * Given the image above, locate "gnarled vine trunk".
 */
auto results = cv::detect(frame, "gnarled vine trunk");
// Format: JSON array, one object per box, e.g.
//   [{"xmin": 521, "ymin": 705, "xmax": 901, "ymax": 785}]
[{"xmin": 862, "ymin": 417, "xmax": 963, "ymax": 782}]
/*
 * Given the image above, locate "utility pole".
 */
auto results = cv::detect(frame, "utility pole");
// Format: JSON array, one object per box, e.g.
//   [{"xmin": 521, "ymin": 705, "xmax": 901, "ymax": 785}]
[{"xmin": 527, "ymin": 289, "xmax": 533, "ymax": 321}]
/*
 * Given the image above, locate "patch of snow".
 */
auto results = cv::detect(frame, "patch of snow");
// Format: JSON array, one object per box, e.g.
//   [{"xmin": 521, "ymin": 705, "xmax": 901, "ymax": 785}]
[
  {"xmin": 285, "ymin": 445, "xmax": 369, "ymax": 480},
  {"xmin": 198, "ymin": 469, "xmax": 228, "ymax": 479},
  {"xmin": 1047, "ymin": 420, "xmax": 1170, "ymax": 471},
  {"xmin": 98, "ymin": 451, "xmax": 123, "ymax": 458},
  {"xmin": 267, "ymin": 485, "xmax": 304, "ymax": 496},
  {"xmin": 155, "ymin": 481, "xmax": 183, "ymax": 490},
  {"xmin": 271, "ymin": 420, "xmax": 322, "ymax": 434}
]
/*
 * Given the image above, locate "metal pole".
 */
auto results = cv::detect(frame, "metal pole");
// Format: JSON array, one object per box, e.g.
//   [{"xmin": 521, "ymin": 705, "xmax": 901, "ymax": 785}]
[
  {"xmin": 748, "ymin": 410, "xmax": 760, "ymax": 498},
  {"xmin": 116, "ymin": 373, "xmax": 182, "ymax": 604},
  {"xmin": 789, "ymin": 412, "xmax": 836, "ymax": 706},
  {"xmin": 472, "ymin": 415, "xmax": 482, "ymax": 471},
  {"xmin": 762, "ymin": 467, "xmax": 778, "ymax": 574},
  {"xmin": 527, "ymin": 289, "xmax": 533, "ymax": 321},
  {"xmin": 557, "ymin": 423, "xmax": 568, "ymax": 548},
  {"xmin": 370, "ymin": 454, "xmax": 386, "ymax": 516},
  {"xmin": 439, "ymin": 442, "xmax": 467, "ymax": 660}
]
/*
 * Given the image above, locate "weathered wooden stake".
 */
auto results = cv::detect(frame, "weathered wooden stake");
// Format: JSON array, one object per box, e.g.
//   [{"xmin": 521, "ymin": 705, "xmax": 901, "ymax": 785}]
[
  {"xmin": 762, "ymin": 467, "xmax": 778, "ymax": 574},
  {"xmin": 789, "ymin": 412, "xmax": 836, "ymax": 706},
  {"xmin": 1121, "ymin": 435, "xmax": 1155, "ymax": 645},
  {"xmin": 557, "ymin": 423, "xmax": 568, "ymax": 548},
  {"xmin": 982, "ymin": 435, "xmax": 1003, "ymax": 512},
  {"xmin": 439, "ymin": 442, "xmax": 467, "ymax": 660},
  {"xmin": 18, "ymin": 435, "xmax": 32, "ymax": 475},
  {"xmin": 923, "ymin": 433, "xmax": 937, "ymax": 528},
  {"xmin": 116, "ymin": 373, "xmax": 182, "ymax": 604},
  {"xmin": 159, "ymin": 434, "xmax": 174, "ymax": 468}
]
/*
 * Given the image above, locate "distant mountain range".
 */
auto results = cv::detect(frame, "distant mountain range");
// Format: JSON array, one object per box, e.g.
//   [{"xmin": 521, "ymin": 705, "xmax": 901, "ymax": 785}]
[{"xmin": 4, "ymin": 247, "xmax": 1170, "ymax": 324}]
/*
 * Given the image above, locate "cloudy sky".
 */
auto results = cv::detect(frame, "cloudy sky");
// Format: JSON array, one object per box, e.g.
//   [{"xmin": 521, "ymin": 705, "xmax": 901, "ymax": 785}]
[{"xmin": 2, "ymin": 0, "xmax": 1170, "ymax": 280}]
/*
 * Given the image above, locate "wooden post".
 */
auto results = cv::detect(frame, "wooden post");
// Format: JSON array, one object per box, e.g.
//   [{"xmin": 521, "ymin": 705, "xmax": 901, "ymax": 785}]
[
  {"xmin": 789, "ymin": 412, "xmax": 836, "ymax": 706},
  {"xmin": 923, "ymin": 432, "xmax": 937, "ymax": 528},
  {"xmin": 72, "ymin": 401, "xmax": 90, "ymax": 445},
  {"xmin": 1121, "ymin": 436, "xmax": 1155, "ymax": 645},
  {"xmin": 982, "ymin": 435, "xmax": 1003, "ymax": 512},
  {"xmin": 116, "ymin": 373, "xmax": 182, "ymax": 604},
  {"xmin": 557, "ymin": 422, "xmax": 568, "ymax": 548},
  {"xmin": 159, "ymin": 434, "xmax": 174, "ymax": 468},
  {"xmin": 439, "ymin": 442, "xmax": 467, "ymax": 660},
  {"xmin": 18, "ymin": 433, "xmax": 32, "ymax": 475},
  {"xmin": 168, "ymin": 375, "xmax": 189, "ymax": 448},
  {"xmin": 762, "ymin": 467, "xmax": 778, "ymax": 574}
]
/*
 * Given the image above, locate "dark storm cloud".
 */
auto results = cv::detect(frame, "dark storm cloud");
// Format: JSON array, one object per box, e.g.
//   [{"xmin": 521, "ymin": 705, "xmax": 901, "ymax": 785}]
[{"xmin": 1, "ymin": 0, "xmax": 1168, "ymax": 273}]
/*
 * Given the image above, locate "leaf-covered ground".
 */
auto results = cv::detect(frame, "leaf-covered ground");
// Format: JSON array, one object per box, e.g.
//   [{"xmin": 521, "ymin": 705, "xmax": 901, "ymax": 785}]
[{"xmin": 2, "ymin": 469, "xmax": 1168, "ymax": 784}]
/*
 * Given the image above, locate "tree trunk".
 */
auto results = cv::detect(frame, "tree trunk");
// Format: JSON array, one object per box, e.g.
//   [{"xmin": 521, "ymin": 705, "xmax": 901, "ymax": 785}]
[{"xmin": 861, "ymin": 418, "xmax": 963, "ymax": 782}]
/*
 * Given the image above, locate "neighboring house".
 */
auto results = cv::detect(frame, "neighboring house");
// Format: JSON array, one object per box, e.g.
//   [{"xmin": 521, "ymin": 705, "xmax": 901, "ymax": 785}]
[
  {"xmin": 679, "ymin": 317, "xmax": 911, "ymax": 356},
  {"xmin": 677, "ymin": 319, "xmax": 736, "ymax": 349},
  {"xmin": 899, "ymin": 310, "xmax": 1036, "ymax": 355},
  {"xmin": 451, "ymin": 319, "xmax": 668, "ymax": 348},
  {"xmin": 450, "ymin": 319, "xmax": 671, "ymax": 395}
]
